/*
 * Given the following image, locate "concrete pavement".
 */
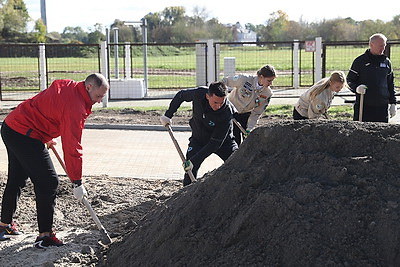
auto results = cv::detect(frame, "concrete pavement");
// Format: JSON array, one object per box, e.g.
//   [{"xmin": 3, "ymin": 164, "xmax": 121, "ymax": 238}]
[{"xmin": 0, "ymin": 128, "xmax": 223, "ymax": 181}]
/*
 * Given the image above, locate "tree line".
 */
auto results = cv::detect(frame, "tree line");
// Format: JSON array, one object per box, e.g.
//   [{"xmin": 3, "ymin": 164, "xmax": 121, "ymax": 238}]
[{"xmin": 1, "ymin": 1, "xmax": 400, "ymax": 44}]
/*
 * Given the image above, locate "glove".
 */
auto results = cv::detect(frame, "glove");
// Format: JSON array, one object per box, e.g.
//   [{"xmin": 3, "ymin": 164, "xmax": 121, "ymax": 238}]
[
  {"xmin": 73, "ymin": 183, "xmax": 88, "ymax": 202},
  {"xmin": 182, "ymin": 160, "xmax": 193, "ymax": 172},
  {"xmin": 45, "ymin": 139, "xmax": 57, "ymax": 149},
  {"xmin": 160, "ymin": 115, "xmax": 172, "ymax": 127},
  {"xmin": 356, "ymin": 85, "xmax": 367, "ymax": 95},
  {"xmin": 390, "ymin": 104, "xmax": 397, "ymax": 118}
]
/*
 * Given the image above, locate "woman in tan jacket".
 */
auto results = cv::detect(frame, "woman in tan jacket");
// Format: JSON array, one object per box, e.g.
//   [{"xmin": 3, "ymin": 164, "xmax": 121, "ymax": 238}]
[
  {"xmin": 222, "ymin": 65, "xmax": 276, "ymax": 145},
  {"xmin": 293, "ymin": 71, "xmax": 348, "ymax": 120}
]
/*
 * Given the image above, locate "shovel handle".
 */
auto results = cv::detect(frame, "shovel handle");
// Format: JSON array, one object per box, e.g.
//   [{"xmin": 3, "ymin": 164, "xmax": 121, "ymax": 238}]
[
  {"xmin": 232, "ymin": 118, "xmax": 247, "ymax": 137},
  {"xmin": 165, "ymin": 125, "xmax": 196, "ymax": 183},
  {"xmin": 82, "ymin": 197, "xmax": 112, "ymax": 245},
  {"xmin": 49, "ymin": 144, "xmax": 112, "ymax": 245},
  {"xmin": 359, "ymin": 94, "xmax": 364, "ymax": 122}
]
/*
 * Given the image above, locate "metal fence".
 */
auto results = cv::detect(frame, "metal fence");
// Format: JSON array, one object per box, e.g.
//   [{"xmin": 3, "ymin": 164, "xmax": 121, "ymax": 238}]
[
  {"xmin": 1, "ymin": 40, "xmax": 399, "ymax": 101},
  {"xmin": 108, "ymin": 42, "xmax": 203, "ymax": 90}
]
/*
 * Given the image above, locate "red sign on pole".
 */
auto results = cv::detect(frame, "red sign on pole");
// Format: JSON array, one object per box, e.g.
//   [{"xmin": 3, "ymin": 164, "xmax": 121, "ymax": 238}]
[{"xmin": 305, "ymin": 40, "xmax": 316, "ymax": 52}]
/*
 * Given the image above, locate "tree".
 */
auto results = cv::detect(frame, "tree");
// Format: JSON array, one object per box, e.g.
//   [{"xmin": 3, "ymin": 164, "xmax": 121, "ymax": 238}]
[
  {"xmin": 33, "ymin": 18, "xmax": 46, "ymax": 43},
  {"xmin": 61, "ymin": 26, "xmax": 88, "ymax": 43},
  {"xmin": 1, "ymin": 0, "xmax": 30, "ymax": 40},
  {"xmin": 87, "ymin": 23, "xmax": 105, "ymax": 44},
  {"xmin": 160, "ymin": 6, "xmax": 185, "ymax": 26},
  {"xmin": 264, "ymin": 10, "xmax": 290, "ymax": 41}
]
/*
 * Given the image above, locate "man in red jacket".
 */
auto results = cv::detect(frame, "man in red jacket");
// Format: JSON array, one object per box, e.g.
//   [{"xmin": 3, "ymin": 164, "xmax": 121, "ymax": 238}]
[{"xmin": 0, "ymin": 73, "xmax": 109, "ymax": 248}]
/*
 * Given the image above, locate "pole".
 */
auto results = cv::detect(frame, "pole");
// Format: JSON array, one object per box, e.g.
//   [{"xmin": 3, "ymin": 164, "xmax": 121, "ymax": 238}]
[{"xmin": 49, "ymin": 144, "xmax": 112, "ymax": 245}]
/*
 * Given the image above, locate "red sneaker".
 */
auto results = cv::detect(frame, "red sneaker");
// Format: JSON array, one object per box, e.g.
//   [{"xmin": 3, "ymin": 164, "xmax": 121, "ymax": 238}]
[{"xmin": 34, "ymin": 232, "xmax": 64, "ymax": 249}]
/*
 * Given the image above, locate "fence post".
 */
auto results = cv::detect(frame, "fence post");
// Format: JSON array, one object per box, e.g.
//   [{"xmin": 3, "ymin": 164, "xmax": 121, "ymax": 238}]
[
  {"xmin": 125, "ymin": 43, "xmax": 131, "ymax": 79},
  {"xmin": 196, "ymin": 41, "xmax": 207, "ymax": 86},
  {"xmin": 207, "ymin": 39, "xmax": 216, "ymax": 84},
  {"xmin": 224, "ymin": 57, "xmax": 236, "ymax": 77},
  {"xmin": 315, "ymin": 37, "xmax": 322, "ymax": 82},
  {"xmin": 100, "ymin": 41, "xmax": 109, "ymax": 108},
  {"xmin": 293, "ymin": 40, "xmax": 299, "ymax": 89},
  {"xmin": 38, "ymin": 43, "xmax": 47, "ymax": 91},
  {"xmin": 141, "ymin": 18, "xmax": 148, "ymax": 96}
]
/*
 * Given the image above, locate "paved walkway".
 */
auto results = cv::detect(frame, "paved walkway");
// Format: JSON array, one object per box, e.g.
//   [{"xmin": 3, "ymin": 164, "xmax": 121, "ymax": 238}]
[{"xmin": 1, "ymin": 91, "xmax": 399, "ymax": 182}]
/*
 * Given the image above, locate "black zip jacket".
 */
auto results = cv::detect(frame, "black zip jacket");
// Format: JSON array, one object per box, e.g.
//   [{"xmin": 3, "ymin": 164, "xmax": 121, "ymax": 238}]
[
  {"xmin": 165, "ymin": 87, "xmax": 236, "ymax": 159},
  {"xmin": 347, "ymin": 49, "xmax": 396, "ymax": 107}
]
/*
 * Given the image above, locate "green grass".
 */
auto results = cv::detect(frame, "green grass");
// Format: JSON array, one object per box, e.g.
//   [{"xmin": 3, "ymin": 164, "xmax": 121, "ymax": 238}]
[
  {"xmin": 265, "ymin": 104, "xmax": 353, "ymax": 120},
  {"xmin": 2, "ymin": 44, "xmax": 400, "ymax": 92}
]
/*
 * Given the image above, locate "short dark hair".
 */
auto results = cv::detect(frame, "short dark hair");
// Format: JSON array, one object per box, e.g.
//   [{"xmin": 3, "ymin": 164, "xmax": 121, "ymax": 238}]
[
  {"xmin": 208, "ymin": 81, "xmax": 228, "ymax": 97},
  {"xmin": 85, "ymin": 73, "xmax": 109, "ymax": 88},
  {"xmin": 257, "ymin": 65, "xmax": 276, "ymax": 78}
]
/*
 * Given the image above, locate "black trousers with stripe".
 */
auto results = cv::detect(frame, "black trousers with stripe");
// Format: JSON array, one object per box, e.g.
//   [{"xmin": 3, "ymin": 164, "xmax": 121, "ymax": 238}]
[{"xmin": 1, "ymin": 122, "xmax": 59, "ymax": 233}]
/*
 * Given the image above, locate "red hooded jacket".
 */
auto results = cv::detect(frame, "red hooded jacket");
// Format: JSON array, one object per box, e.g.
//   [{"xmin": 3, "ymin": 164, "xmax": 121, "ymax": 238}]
[{"xmin": 5, "ymin": 79, "xmax": 93, "ymax": 181}]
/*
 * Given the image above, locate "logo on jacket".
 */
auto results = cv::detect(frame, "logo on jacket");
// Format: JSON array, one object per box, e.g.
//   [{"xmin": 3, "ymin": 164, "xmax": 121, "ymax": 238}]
[
  {"xmin": 243, "ymin": 81, "xmax": 252, "ymax": 91},
  {"xmin": 208, "ymin": 120, "xmax": 215, "ymax": 126}
]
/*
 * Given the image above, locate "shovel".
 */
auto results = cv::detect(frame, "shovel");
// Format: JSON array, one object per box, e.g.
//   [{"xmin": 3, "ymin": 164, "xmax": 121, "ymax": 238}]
[
  {"xmin": 359, "ymin": 94, "xmax": 364, "ymax": 122},
  {"xmin": 232, "ymin": 118, "xmax": 248, "ymax": 138},
  {"xmin": 164, "ymin": 124, "xmax": 196, "ymax": 183},
  {"xmin": 49, "ymin": 144, "xmax": 113, "ymax": 245}
]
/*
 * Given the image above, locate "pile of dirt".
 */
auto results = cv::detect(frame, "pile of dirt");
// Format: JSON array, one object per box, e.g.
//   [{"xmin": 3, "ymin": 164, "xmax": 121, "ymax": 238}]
[{"xmin": 103, "ymin": 120, "xmax": 400, "ymax": 266}]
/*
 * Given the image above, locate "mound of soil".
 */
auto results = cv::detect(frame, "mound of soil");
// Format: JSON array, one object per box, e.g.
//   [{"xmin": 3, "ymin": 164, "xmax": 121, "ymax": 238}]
[{"xmin": 103, "ymin": 120, "xmax": 400, "ymax": 266}]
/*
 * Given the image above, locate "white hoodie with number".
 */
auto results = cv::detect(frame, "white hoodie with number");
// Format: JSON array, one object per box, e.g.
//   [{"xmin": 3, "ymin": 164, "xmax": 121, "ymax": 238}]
[{"xmin": 222, "ymin": 75, "xmax": 273, "ymax": 131}]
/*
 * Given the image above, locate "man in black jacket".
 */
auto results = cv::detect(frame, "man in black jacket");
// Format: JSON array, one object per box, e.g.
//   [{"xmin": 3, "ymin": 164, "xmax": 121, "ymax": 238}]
[
  {"xmin": 347, "ymin": 33, "xmax": 396, "ymax": 122},
  {"xmin": 160, "ymin": 81, "xmax": 238, "ymax": 186}
]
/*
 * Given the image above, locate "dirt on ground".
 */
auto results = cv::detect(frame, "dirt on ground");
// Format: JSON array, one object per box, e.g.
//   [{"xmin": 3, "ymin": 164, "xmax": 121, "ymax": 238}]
[{"xmin": 1, "ymin": 108, "xmax": 400, "ymax": 266}]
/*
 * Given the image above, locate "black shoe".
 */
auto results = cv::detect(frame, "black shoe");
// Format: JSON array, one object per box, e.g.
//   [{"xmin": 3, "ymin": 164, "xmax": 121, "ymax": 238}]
[{"xmin": 34, "ymin": 232, "xmax": 64, "ymax": 249}]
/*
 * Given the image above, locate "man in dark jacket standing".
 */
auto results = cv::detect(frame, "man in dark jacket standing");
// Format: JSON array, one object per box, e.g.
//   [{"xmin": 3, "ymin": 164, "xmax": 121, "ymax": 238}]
[
  {"xmin": 347, "ymin": 33, "xmax": 396, "ymax": 122},
  {"xmin": 160, "ymin": 81, "xmax": 238, "ymax": 186}
]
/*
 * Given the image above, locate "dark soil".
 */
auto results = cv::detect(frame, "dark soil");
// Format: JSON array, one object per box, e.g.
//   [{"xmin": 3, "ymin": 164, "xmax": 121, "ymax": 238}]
[{"xmin": 102, "ymin": 120, "xmax": 400, "ymax": 266}]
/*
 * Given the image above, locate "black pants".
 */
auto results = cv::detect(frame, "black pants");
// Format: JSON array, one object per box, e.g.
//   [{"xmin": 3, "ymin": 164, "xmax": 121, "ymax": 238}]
[
  {"xmin": 183, "ymin": 138, "xmax": 238, "ymax": 186},
  {"xmin": 353, "ymin": 103, "xmax": 388, "ymax": 122},
  {"xmin": 233, "ymin": 112, "xmax": 251, "ymax": 145},
  {"xmin": 293, "ymin": 107, "xmax": 308, "ymax": 120},
  {"xmin": 1, "ymin": 122, "xmax": 58, "ymax": 233}
]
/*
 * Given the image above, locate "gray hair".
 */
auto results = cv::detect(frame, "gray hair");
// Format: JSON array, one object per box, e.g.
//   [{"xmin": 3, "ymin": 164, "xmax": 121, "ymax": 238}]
[{"xmin": 369, "ymin": 33, "xmax": 387, "ymax": 44}]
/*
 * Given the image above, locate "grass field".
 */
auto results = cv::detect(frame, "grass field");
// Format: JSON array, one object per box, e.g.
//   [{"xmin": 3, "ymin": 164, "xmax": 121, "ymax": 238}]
[{"xmin": 1, "ymin": 43, "xmax": 399, "ymax": 94}]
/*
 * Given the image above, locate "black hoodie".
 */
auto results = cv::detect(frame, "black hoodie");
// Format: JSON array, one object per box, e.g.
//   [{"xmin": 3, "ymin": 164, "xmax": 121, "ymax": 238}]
[
  {"xmin": 347, "ymin": 49, "xmax": 396, "ymax": 107},
  {"xmin": 165, "ymin": 86, "xmax": 236, "ymax": 159}
]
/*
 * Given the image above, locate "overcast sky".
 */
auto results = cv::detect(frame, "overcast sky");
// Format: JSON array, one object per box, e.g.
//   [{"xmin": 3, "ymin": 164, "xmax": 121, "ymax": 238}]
[{"xmin": 24, "ymin": 0, "xmax": 400, "ymax": 33}]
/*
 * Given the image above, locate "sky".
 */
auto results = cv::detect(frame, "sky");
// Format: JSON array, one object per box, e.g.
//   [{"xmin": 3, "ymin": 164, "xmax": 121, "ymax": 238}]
[{"xmin": 24, "ymin": 0, "xmax": 400, "ymax": 33}]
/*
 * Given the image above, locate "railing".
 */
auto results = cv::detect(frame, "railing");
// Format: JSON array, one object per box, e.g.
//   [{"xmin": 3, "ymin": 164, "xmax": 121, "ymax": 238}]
[{"xmin": 1, "ymin": 40, "xmax": 399, "ymax": 101}]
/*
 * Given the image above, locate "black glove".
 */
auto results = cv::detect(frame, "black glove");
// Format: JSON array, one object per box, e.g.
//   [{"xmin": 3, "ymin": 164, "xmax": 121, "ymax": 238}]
[{"xmin": 72, "ymin": 180, "xmax": 82, "ymax": 187}]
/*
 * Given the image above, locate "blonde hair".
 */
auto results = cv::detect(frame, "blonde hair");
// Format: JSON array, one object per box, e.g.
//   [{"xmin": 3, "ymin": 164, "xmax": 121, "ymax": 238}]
[{"xmin": 309, "ymin": 71, "xmax": 347, "ymax": 100}]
